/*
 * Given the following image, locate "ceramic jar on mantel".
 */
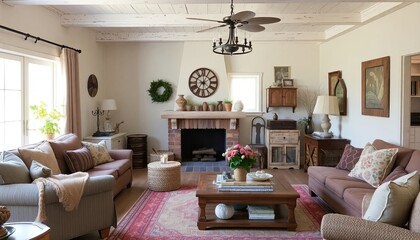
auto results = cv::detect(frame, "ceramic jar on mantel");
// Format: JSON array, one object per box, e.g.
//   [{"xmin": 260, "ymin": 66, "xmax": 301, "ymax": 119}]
[
  {"xmin": 176, "ymin": 94, "xmax": 187, "ymax": 111},
  {"xmin": 202, "ymin": 102, "xmax": 208, "ymax": 111},
  {"xmin": 217, "ymin": 101, "xmax": 224, "ymax": 111}
]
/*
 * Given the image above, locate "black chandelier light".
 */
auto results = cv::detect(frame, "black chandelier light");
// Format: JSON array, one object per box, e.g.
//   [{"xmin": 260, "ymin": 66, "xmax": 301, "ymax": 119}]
[
  {"xmin": 213, "ymin": 24, "xmax": 252, "ymax": 55},
  {"xmin": 188, "ymin": 0, "xmax": 280, "ymax": 56}
]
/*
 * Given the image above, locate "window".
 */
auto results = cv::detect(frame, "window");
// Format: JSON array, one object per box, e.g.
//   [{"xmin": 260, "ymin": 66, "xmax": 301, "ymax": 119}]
[
  {"xmin": 229, "ymin": 73, "xmax": 262, "ymax": 112},
  {"xmin": 0, "ymin": 51, "xmax": 64, "ymax": 150}
]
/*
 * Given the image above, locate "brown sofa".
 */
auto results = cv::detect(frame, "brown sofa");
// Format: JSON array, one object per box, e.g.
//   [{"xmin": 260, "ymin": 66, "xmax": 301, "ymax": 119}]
[
  {"xmin": 13, "ymin": 133, "xmax": 133, "ymax": 197},
  {"xmin": 308, "ymin": 139, "xmax": 419, "ymax": 217}
]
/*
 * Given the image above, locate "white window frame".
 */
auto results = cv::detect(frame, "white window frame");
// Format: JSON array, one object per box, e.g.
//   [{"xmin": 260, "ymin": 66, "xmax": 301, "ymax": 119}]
[{"xmin": 228, "ymin": 73, "xmax": 263, "ymax": 113}]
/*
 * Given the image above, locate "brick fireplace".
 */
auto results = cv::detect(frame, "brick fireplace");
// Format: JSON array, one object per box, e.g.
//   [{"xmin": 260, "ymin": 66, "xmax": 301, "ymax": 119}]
[{"xmin": 161, "ymin": 111, "xmax": 246, "ymax": 161}]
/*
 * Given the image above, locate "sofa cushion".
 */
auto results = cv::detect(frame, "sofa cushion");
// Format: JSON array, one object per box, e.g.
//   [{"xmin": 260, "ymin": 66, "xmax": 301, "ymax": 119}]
[
  {"xmin": 343, "ymin": 188, "xmax": 375, "ymax": 216},
  {"xmin": 348, "ymin": 143, "xmax": 398, "ymax": 188},
  {"xmin": 30, "ymin": 160, "xmax": 52, "ymax": 180},
  {"xmin": 363, "ymin": 171, "xmax": 419, "ymax": 227},
  {"xmin": 372, "ymin": 139, "xmax": 414, "ymax": 168},
  {"xmin": 82, "ymin": 141, "xmax": 114, "ymax": 166},
  {"xmin": 325, "ymin": 177, "xmax": 373, "ymax": 198},
  {"xmin": 336, "ymin": 144, "xmax": 363, "ymax": 171},
  {"xmin": 19, "ymin": 141, "xmax": 61, "ymax": 175},
  {"xmin": 64, "ymin": 146, "xmax": 95, "ymax": 173},
  {"xmin": 49, "ymin": 133, "xmax": 82, "ymax": 174},
  {"xmin": 381, "ymin": 165, "xmax": 407, "ymax": 183},
  {"xmin": 87, "ymin": 168, "xmax": 118, "ymax": 179},
  {"xmin": 409, "ymin": 191, "xmax": 420, "ymax": 232},
  {"xmin": 93, "ymin": 159, "xmax": 131, "ymax": 177},
  {"xmin": 0, "ymin": 151, "xmax": 31, "ymax": 184},
  {"xmin": 406, "ymin": 151, "xmax": 420, "ymax": 173},
  {"xmin": 308, "ymin": 166, "xmax": 350, "ymax": 185}
]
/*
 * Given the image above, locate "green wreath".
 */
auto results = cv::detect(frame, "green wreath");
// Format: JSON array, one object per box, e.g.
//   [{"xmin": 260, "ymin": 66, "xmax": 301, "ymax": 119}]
[{"xmin": 147, "ymin": 79, "xmax": 173, "ymax": 103}]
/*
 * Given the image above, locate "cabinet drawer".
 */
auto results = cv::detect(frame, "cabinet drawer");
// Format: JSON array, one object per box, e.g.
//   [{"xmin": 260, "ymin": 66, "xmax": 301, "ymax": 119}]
[{"xmin": 269, "ymin": 133, "xmax": 299, "ymax": 144}]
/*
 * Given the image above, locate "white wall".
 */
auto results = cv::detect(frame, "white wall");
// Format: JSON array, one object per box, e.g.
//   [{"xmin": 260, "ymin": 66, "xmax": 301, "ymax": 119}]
[
  {"xmin": 103, "ymin": 40, "xmax": 319, "ymax": 153},
  {"xmin": 320, "ymin": 3, "xmax": 420, "ymax": 147},
  {"xmin": 0, "ymin": 3, "xmax": 103, "ymax": 138}
]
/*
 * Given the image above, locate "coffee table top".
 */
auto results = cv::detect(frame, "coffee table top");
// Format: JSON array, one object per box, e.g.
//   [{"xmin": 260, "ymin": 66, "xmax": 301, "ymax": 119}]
[{"xmin": 196, "ymin": 173, "xmax": 299, "ymax": 199}]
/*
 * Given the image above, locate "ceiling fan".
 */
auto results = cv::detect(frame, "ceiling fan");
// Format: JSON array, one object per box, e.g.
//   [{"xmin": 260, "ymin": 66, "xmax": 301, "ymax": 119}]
[
  {"xmin": 187, "ymin": 0, "xmax": 280, "ymax": 55},
  {"xmin": 187, "ymin": 0, "xmax": 281, "ymax": 33}
]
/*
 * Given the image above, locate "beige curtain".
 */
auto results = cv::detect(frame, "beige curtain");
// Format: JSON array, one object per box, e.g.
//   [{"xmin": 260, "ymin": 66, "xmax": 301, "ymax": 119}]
[{"xmin": 60, "ymin": 48, "xmax": 81, "ymax": 138}]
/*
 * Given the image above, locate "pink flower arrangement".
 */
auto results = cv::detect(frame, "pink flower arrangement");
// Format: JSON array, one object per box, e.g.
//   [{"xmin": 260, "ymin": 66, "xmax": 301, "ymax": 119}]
[{"xmin": 222, "ymin": 144, "xmax": 256, "ymax": 172}]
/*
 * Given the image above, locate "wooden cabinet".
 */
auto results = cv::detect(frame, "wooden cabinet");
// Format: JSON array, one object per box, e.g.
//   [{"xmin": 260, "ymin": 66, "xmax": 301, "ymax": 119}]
[
  {"xmin": 265, "ymin": 129, "xmax": 300, "ymax": 169},
  {"xmin": 304, "ymin": 134, "xmax": 350, "ymax": 171},
  {"xmin": 266, "ymin": 87, "xmax": 297, "ymax": 112},
  {"xmin": 127, "ymin": 134, "xmax": 148, "ymax": 169},
  {"xmin": 83, "ymin": 132, "xmax": 126, "ymax": 149}
]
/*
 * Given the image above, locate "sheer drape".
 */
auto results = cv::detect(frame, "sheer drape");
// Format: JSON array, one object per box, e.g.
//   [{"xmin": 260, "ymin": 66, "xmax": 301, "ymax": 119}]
[{"xmin": 60, "ymin": 48, "xmax": 81, "ymax": 138}]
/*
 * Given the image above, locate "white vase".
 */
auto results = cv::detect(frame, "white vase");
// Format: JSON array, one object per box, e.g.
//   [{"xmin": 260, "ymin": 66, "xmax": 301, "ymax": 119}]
[{"xmin": 234, "ymin": 100, "xmax": 244, "ymax": 112}]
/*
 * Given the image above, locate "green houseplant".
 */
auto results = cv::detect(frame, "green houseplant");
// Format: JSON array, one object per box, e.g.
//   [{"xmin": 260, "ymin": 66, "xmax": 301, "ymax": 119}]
[
  {"xmin": 30, "ymin": 102, "xmax": 64, "ymax": 139},
  {"xmin": 223, "ymin": 98, "xmax": 233, "ymax": 112}
]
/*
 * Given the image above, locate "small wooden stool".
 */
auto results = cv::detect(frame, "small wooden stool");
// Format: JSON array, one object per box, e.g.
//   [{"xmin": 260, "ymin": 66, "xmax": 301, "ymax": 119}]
[{"xmin": 147, "ymin": 161, "xmax": 181, "ymax": 191}]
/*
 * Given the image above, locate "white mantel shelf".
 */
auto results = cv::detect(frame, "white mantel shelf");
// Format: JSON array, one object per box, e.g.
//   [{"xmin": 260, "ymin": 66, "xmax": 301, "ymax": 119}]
[{"xmin": 160, "ymin": 111, "xmax": 246, "ymax": 119}]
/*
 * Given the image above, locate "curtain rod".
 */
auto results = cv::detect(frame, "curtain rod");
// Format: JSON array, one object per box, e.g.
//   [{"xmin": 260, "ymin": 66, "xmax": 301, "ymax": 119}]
[{"xmin": 0, "ymin": 25, "xmax": 82, "ymax": 54}]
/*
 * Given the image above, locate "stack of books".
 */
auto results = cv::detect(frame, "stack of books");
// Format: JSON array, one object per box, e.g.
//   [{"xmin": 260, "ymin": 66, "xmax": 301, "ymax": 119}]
[
  {"xmin": 217, "ymin": 180, "xmax": 273, "ymax": 192},
  {"xmin": 247, "ymin": 205, "xmax": 275, "ymax": 220}
]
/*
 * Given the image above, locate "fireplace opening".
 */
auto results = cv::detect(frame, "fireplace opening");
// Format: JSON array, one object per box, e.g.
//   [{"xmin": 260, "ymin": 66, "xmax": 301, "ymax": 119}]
[{"xmin": 181, "ymin": 129, "xmax": 226, "ymax": 161}]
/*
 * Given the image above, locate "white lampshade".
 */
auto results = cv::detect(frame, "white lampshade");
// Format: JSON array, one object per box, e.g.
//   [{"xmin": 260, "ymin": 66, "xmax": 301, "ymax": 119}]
[
  {"xmin": 313, "ymin": 96, "xmax": 339, "ymax": 115},
  {"xmin": 101, "ymin": 99, "xmax": 117, "ymax": 111}
]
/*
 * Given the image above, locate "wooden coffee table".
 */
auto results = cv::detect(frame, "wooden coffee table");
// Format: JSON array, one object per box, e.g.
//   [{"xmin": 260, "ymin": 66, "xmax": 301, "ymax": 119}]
[{"xmin": 196, "ymin": 173, "xmax": 300, "ymax": 230}]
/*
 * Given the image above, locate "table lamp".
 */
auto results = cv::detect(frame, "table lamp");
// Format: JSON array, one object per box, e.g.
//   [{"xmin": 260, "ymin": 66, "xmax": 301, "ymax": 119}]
[
  {"xmin": 312, "ymin": 96, "xmax": 340, "ymax": 138},
  {"xmin": 101, "ymin": 99, "xmax": 117, "ymax": 132}
]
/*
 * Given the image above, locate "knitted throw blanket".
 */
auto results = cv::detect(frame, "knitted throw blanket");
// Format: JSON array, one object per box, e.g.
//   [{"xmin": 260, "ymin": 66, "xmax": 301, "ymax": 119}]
[{"xmin": 34, "ymin": 172, "xmax": 89, "ymax": 222}]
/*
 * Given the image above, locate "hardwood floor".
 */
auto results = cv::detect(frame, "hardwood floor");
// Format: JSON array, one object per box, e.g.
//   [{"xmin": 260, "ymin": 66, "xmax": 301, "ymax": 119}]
[{"xmin": 76, "ymin": 167, "xmax": 309, "ymax": 239}]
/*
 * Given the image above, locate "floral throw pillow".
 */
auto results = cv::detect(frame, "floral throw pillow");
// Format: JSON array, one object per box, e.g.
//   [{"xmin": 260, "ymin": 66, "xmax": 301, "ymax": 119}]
[
  {"xmin": 336, "ymin": 144, "xmax": 363, "ymax": 171},
  {"xmin": 348, "ymin": 143, "xmax": 398, "ymax": 188},
  {"xmin": 82, "ymin": 141, "xmax": 113, "ymax": 166}
]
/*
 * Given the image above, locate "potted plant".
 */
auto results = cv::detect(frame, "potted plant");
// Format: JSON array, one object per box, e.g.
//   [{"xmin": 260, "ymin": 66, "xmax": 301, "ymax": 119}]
[
  {"xmin": 298, "ymin": 117, "xmax": 313, "ymax": 134},
  {"xmin": 222, "ymin": 144, "xmax": 256, "ymax": 181},
  {"xmin": 223, "ymin": 98, "xmax": 233, "ymax": 111},
  {"xmin": 30, "ymin": 101, "xmax": 64, "ymax": 140}
]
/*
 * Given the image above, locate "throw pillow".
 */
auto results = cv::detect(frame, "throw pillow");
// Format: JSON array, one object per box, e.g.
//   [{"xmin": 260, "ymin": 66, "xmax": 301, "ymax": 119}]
[
  {"xmin": 348, "ymin": 143, "xmax": 398, "ymax": 187},
  {"xmin": 64, "ymin": 146, "xmax": 94, "ymax": 172},
  {"xmin": 82, "ymin": 141, "xmax": 113, "ymax": 166},
  {"xmin": 0, "ymin": 151, "xmax": 31, "ymax": 184},
  {"xmin": 363, "ymin": 171, "xmax": 420, "ymax": 227},
  {"xmin": 381, "ymin": 165, "xmax": 407, "ymax": 183},
  {"xmin": 18, "ymin": 141, "xmax": 61, "ymax": 175},
  {"xmin": 30, "ymin": 160, "xmax": 52, "ymax": 180},
  {"xmin": 336, "ymin": 144, "xmax": 363, "ymax": 171}
]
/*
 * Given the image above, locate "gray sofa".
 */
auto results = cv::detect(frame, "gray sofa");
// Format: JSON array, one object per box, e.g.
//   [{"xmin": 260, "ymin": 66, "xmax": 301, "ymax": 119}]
[{"xmin": 0, "ymin": 133, "xmax": 133, "ymax": 239}]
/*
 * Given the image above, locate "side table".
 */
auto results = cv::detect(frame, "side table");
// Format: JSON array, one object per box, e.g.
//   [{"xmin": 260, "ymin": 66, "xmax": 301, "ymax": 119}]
[
  {"xmin": 304, "ymin": 134, "xmax": 350, "ymax": 171},
  {"xmin": 126, "ymin": 134, "xmax": 148, "ymax": 168},
  {"xmin": 83, "ymin": 132, "xmax": 126, "ymax": 149},
  {"xmin": 147, "ymin": 161, "xmax": 181, "ymax": 191},
  {"xmin": 4, "ymin": 222, "xmax": 50, "ymax": 240}
]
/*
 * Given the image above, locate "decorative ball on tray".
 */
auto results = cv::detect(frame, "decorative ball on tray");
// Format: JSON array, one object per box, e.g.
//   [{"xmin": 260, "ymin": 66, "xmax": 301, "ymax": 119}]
[
  {"xmin": 215, "ymin": 203, "xmax": 235, "ymax": 220},
  {"xmin": 0, "ymin": 206, "xmax": 10, "ymax": 237}
]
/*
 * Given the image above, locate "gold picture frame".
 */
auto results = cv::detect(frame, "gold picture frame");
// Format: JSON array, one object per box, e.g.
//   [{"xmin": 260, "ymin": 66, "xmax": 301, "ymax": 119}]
[
  {"xmin": 361, "ymin": 56, "xmax": 390, "ymax": 117},
  {"xmin": 328, "ymin": 71, "xmax": 347, "ymax": 115}
]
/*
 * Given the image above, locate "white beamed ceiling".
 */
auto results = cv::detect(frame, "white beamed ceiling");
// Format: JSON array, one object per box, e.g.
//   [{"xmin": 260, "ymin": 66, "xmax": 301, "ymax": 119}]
[{"xmin": 2, "ymin": 0, "xmax": 415, "ymax": 42}]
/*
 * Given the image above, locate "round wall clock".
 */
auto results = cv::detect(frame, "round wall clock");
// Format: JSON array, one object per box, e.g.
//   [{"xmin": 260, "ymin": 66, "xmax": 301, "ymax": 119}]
[{"xmin": 188, "ymin": 68, "xmax": 218, "ymax": 98}]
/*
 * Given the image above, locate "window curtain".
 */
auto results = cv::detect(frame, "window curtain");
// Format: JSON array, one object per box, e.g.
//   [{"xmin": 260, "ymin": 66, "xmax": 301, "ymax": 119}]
[{"xmin": 60, "ymin": 48, "xmax": 81, "ymax": 138}]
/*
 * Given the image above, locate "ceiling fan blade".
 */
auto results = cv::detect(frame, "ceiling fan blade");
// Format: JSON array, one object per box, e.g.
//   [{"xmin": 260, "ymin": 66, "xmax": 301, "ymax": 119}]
[
  {"xmin": 197, "ymin": 24, "xmax": 227, "ymax": 33},
  {"xmin": 238, "ymin": 24, "xmax": 265, "ymax": 32},
  {"xmin": 231, "ymin": 11, "xmax": 256, "ymax": 22},
  {"xmin": 187, "ymin": 17, "xmax": 223, "ymax": 23},
  {"xmin": 247, "ymin": 17, "xmax": 281, "ymax": 25}
]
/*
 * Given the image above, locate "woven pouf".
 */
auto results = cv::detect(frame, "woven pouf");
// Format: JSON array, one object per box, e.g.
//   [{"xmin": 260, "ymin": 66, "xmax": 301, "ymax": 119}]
[{"xmin": 147, "ymin": 161, "xmax": 181, "ymax": 191}]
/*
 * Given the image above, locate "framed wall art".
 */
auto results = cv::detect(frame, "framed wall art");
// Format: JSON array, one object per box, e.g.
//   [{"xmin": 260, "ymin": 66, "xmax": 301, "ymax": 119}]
[
  {"xmin": 274, "ymin": 66, "xmax": 291, "ymax": 86},
  {"xmin": 361, "ymin": 56, "xmax": 390, "ymax": 117},
  {"xmin": 328, "ymin": 71, "xmax": 347, "ymax": 115},
  {"xmin": 283, "ymin": 79, "xmax": 294, "ymax": 87}
]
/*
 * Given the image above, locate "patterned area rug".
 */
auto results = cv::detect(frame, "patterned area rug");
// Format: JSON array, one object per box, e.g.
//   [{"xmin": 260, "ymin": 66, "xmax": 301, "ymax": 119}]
[{"xmin": 108, "ymin": 185, "xmax": 332, "ymax": 240}]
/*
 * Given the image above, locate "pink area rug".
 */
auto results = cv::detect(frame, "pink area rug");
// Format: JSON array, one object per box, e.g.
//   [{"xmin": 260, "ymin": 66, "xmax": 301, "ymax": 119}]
[{"xmin": 108, "ymin": 185, "xmax": 332, "ymax": 240}]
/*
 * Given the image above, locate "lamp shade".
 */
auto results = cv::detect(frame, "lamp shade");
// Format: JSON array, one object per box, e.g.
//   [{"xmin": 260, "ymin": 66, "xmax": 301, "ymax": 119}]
[
  {"xmin": 101, "ymin": 99, "xmax": 117, "ymax": 111},
  {"xmin": 313, "ymin": 96, "xmax": 339, "ymax": 115}
]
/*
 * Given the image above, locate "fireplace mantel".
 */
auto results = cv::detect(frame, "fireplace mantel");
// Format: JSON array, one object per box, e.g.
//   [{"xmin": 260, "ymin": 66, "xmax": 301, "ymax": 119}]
[{"xmin": 160, "ymin": 111, "xmax": 246, "ymax": 119}]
